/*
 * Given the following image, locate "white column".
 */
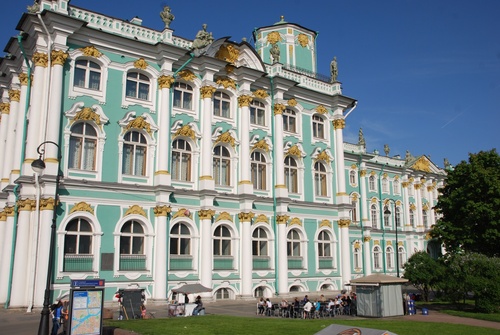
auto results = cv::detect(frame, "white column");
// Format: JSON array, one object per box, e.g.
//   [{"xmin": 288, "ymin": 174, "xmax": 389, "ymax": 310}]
[
  {"xmin": 198, "ymin": 209, "xmax": 214, "ymax": 298},
  {"xmin": 363, "ymin": 236, "xmax": 372, "ymax": 276},
  {"xmin": 339, "ymin": 220, "xmax": 351, "ymax": 287},
  {"xmin": 0, "ymin": 100, "xmax": 12, "ymax": 185},
  {"xmin": 415, "ymin": 183, "xmax": 423, "ymax": 230},
  {"xmin": 152, "ymin": 205, "xmax": 170, "ymax": 300},
  {"xmin": 237, "ymin": 95, "xmax": 253, "ymax": 194},
  {"xmin": 0, "ymin": 207, "xmax": 14, "ymax": 303},
  {"xmin": 23, "ymin": 53, "xmax": 48, "ymax": 175},
  {"xmin": 10, "ymin": 73, "xmax": 29, "ymax": 184},
  {"xmin": 2, "ymin": 91, "xmax": 20, "ymax": 190},
  {"xmin": 359, "ymin": 167, "xmax": 370, "ymax": 228},
  {"xmin": 333, "ymin": 119, "xmax": 347, "ymax": 195},
  {"xmin": 273, "ymin": 104, "xmax": 287, "ymax": 198},
  {"xmin": 277, "ymin": 215, "xmax": 288, "ymax": 295},
  {"xmin": 199, "ymin": 86, "xmax": 215, "ymax": 190},
  {"xmin": 9, "ymin": 200, "xmax": 36, "ymax": 307},
  {"xmin": 239, "ymin": 212, "xmax": 253, "ymax": 298},
  {"xmin": 155, "ymin": 76, "xmax": 174, "ymax": 186}
]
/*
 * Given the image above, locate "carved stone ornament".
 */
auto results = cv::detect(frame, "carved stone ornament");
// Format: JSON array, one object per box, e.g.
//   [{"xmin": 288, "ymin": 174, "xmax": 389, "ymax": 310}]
[
  {"xmin": 238, "ymin": 212, "xmax": 254, "ymax": 222},
  {"xmin": 363, "ymin": 236, "xmax": 372, "ymax": 242},
  {"xmin": 297, "ymin": 33, "xmax": 309, "ymax": 47},
  {"xmin": 158, "ymin": 75, "xmax": 175, "ymax": 89},
  {"xmin": 289, "ymin": 217, "xmax": 302, "ymax": 226},
  {"xmin": 215, "ymin": 44, "xmax": 239, "ymax": 64},
  {"xmin": 353, "ymin": 241, "xmax": 361, "ymax": 249},
  {"xmin": 338, "ymin": 219, "xmax": 351, "ymax": 228},
  {"xmin": 422, "ymin": 203, "xmax": 430, "ymax": 211},
  {"xmin": 266, "ymin": 31, "xmax": 282, "ymax": 45},
  {"xmin": 81, "ymin": 46, "xmax": 102, "ymax": 58},
  {"xmin": 287, "ymin": 98, "xmax": 297, "ymax": 107},
  {"xmin": 333, "ymin": 119, "xmax": 345, "ymax": 130},
  {"xmin": 177, "ymin": 69, "xmax": 196, "ymax": 82},
  {"xmin": 252, "ymin": 139, "xmax": 269, "ymax": 152},
  {"xmin": 17, "ymin": 198, "xmax": 36, "ymax": 212},
  {"xmin": 19, "ymin": 73, "xmax": 29, "ymax": 85},
  {"xmin": 238, "ymin": 95, "xmax": 253, "ymax": 107},
  {"xmin": 70, "ymin": 201, "xmax": 94, "ymax": 215},
  {"xmin": 200, "ymin": 85, "xmax": 216, "ymax": 99},
  {"xmin": 402, "ymin": 182, "xmax": 409, "ymax": 188},
  {"xmin": 0, "ymin": 211, "xmax": 6, "ymax": 221},
  {"xmin": 360, "ymin": 170, "xmax": 367, "ymax": 177},
  {"xmin": 51, "ymin": 50, "xmax": 69, "ymax": 66},
  {"xmin": 351, "ymin": 194, "xmax": 359, "ymax": 201},
  {"xmin": 198, "ymin": 209, "xmax": 216, "ymax": 220},
  {"xmin": 215, "ymin": 76, "xmax": 236, "ymax": 90},
  {"xmin": 0, "ymin": 103, "xmax": 9, "ymax": 114},
  {"xmin": 225, "ymin": 64, "xmax": 235, "ymax": 74},
  {"xmin": 411, "ymin": 156, "xmax": 431, "ymax": 172},
  {"xmin": 274, "ymin": 103, "xmax": 286, "ymax": 115},
  {"xmin": 253, "ymin": 89, "xmax": 268, "ymax": 99},
  {"xmin": 33, "ymin": 52, "xmax": 48, "ymax": 67},
  {"xmin": 276, "ymin": 215, "xmax": 290, "ymax": 225},
  {"xmin": 9, "ymin": 90, "xmax": 20, "ymax": 102},
  {"xmin": 410, "ymin": 203, "xmax": 416, "ymax": 211},
  {"xmin": 215, "ymin": 211, "xmax": 233, "ymax": 223},
  {"xmin": 254, "ymin": 214, "xmax": 269, "ymax": 224},
  {"xmin": 40, "ymin": 198, "xmax": 57, "ymax": 211},
  {"xmin": 125, "ymin": 204, "xmax": 147, "ymax": 218},
  {"xmin": 173, "ymin": 208, "xmax": 192, "ymax": 219},
  {"xmin": 74, "ymin": 107, "xmax": 101, "ymax": 125},
  {"xmin": 173, "ymin": 124, "xmax": 195, "ymax": 140},
  {"xmin": 319, "ymin": 219, "xmax": 332, "ymax": 228},
  {"xmin": 133, "ymin": 58, "xmax": 149, "ymax": 70},
  {"xmin": 154, "ymin": 205, "xmax": 171, "ymax": 217},
  {"xmin": 216, "ymin": 131, "xmax": 236, "ymax": 148},
  {"xmin": 4, "ymin": 206, "xmax": 15, "ymax": 216},
  {"xmin": 315, "ymin": 105, "xmax": 328, "ymax": 115},
  {"xmin": 125, "ymin": 116, "xmax": 152, "ymax": 135},
  {"xmin": 286, "ymin": 145, "xmax": 302, "ymax": 157},
  {"xmin": 315, "ymin": 150, "xmax": 330, "ymax": 163}
]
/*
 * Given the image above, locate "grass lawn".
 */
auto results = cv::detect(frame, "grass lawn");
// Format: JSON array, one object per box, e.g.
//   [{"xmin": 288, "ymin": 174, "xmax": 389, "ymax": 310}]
[
  {"xmin": 416, "ymin": 300, "xmax": 500, "ymax": 323},
  {"xmin": 105, "ymin": 315, "xmax": 499, "ymax": 335}
]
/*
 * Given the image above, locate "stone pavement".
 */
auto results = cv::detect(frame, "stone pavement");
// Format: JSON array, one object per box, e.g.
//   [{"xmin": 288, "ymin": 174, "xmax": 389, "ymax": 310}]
[{"xmin": 1, "ymin": 300, "xmax": 498, "ymax": 335}]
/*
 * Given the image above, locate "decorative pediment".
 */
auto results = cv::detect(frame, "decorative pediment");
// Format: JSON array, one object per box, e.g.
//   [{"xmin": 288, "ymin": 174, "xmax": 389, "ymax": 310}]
[
  {"xmin": 70, "ymin": 201, "xmax": 94, "ymax": 215},
  {"xmin": 250, "ymin": 135, "xmax": 272, "ymax": 152},
  {"xmin": 289, "ymin": 217, "xmax": 302, "ymax": 226},
  {"xmin": 173, "ymin": 208, "xmax": 192, "ymax": 219},
  {"xmin": 216, "ymin": 211, "xmax": 233, "ymax": 223},
  {"xmin": 124, "ymin": 205, "xmax": 147, "ymax": 218},
  {"xmin": 411, "ymin": 156, "xmax": 431, "ymax": 172},
  {"xmin": 119, "ymin": 111, "xmax": 158, "ymax": 135},
  {"xmin": 319, "ymin": 220, "xmax": 332, "ymax": 228},
  {"xmin": 312, "ymin": 148, "xmax": 333, "ymax": 163},
  {"xmin": 177, "ymin": 69, "xmax": 196, "ymax": 82},
  {"xmin": 171, "ymin": 120, "xmax": 201, "ymax": 140},
  {"xmin": 284, "ymin": 142, "xmax": 306, "ymax": 158},
  {"xmin": 212, "ymin": 127, "xmax": 238, "ymax": 148},
  {"xmin": 80, "ymin": 46, "xmax": 102, "ymax": 58},
  {"xmin": 254, "ymin": 214, "xmax": 269, "ymax": 224},
  {"xmin": 215, "ymin": 44, "xmax": 239, "ymax": 64},
  {"xmin": 65, "ymin": 102, "xmax": 109, "ymax": 129},
  {"xmin": 215, "ymin": 76, "xmax": 236, "ymax": 90}
]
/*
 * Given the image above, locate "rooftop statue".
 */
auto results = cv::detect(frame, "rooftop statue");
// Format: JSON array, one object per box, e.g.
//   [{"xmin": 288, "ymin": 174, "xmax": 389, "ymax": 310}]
[
  {"xmin": 192, "ymin": 24, "xmax": 214, "ymax": 51},
  {"xmin": 358, "ymin": 128, "xmax": 366, "ymax": 148},
  {"xmin": 270, "ymin": 43, "xmax": 280, "ymax": 64},
  {"xmin": 384, "ymin": 144, "xmax": 390, "ymax": 156},
  {"xmin": 330, "ymin": 56, "xmax": 338, "ymax": 82},
  {"xmin": 160, "ymin": 6, "xmax": 175, "ymax": 28}
]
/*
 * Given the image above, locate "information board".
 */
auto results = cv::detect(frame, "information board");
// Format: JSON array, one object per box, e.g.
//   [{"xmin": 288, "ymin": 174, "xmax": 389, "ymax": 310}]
[{"xmin": 68, "ymin": 288, "xmax": 104, "ymax": 335}]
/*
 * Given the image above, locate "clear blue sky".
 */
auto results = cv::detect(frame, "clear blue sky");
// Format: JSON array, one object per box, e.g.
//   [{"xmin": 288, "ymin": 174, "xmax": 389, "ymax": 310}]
[{"xmin": 2, "ymin": 0, "xmax": 499, "ymax": 168}]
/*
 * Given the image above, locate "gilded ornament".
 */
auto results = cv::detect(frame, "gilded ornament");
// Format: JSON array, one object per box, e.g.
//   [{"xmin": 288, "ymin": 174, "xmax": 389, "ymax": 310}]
[
  {"xmin": 410, "ymin": 203, "xmax": 416, "ymax": 211},
  {"xmin": 383, "ymin": 173, "xmax": 388, "ymax": 178},
  {"xmin": 353, "ymin": 241, "xmax": 361, "ymax": 249},
  {"xmin": 173, "ymin": 125, "xmax": 195, "ymax": 139},
  {"xmin": 4, "ymin": 206, "xmax": 15, "ymax": 216},
  {"xmin": 287, "ymin": 98, "xmax": 298, "ymax": 107},
  {"xmin": 409, "ymin": 177, "xmax": 415, "ymax": 183},
  {"xmin": 315, "ymin": 105, "xmax": 328, "ymax": 115},
  {"xmin": 411, "ymin": 157, "xmax": 431, "ymax": 172},
  {"xmin": 253, "ymin": 89, "xmax": 268, "ymax": 99},
  {"xmin": 266, "ymin": 31, "xmax": 282, "ymax": 45},
  {"xmin": 225, "ymin": 64, "xmax": 235, "ymax": 74},
  {"xmin": 198, "ymin": 209, "xmax": 216, "ymax": 220},
  {"xmin": 125, "ymin": 205, "xmax": 147, "ymax": 218},
  {"xmin": 19, "ymin": 73, "xmax": 29, "ymax": 85},
  {"xmin": 200, "ymin": 85, "xmax": 216, "ymax": 98},
  {"xmin": 360, "ymin": 170, "xmax": 367, "ymax": 177},
  {"xmin": 125, "ymin": 116, "xmax": 152, "ymax": 135},
  {"xmin": 351, "ymin": 164, "xmax": 357, "ymax": 169},
  {"xmin": 215, "ymin": 76, "xmax": 236, "ymax": 90},
  {"xmin": 17, "ymin": 198, "xmax": 36, "ymax": 212},
  {"xmin": 215, "ymin": 44, "xmax": 240, "ymax": 64},
  {"xmin": 173, "ymin": 208, "xmax": 192, "ymax": 219},
  {"xmin": 427, "ymin": 185, "xmax": 435, "ymax": 192},
  {"xmin": 216, "ymin": 131, "xmax": 236, "ymax": 147},
  {"xmin": 351, "ymin": 194, "xmax": 358, "ymax": 201},
  {"xmin": 402, "ymin": 182, "xmax": 409, "ymax": 188},
  {"xmin": 370, "ymin": 198, "xmax": 378, "ymax": 204},
  {"xmin": 177, "ymin": 69, "xmax": 196, "ymax": 82},
  {"xmin": 70, "ymin": 201, "xmax": 94, "ymax": 214},
  {"xmin": 81, "ymin": 46, "xmax": 102, "ymax": 58},
  {"xmin": 133, "ymin": 58, "xmax": 148, "ymax": 70},
  {"xmin": 374, "ymin": 240, "xmax": 380, "ymax": 245},
  {"xmin": 274, "ymin": 103, "xmax": 286, "ymax": 115},
  {"xmin": 290, "ymin": 217, "xmax": 302, "ymax": 226},
  {"xmin": 0, "ymin": 211, "xmax": 6, "ymax": 221},
  {"xmin": 158, "ymin": 75, "xmax": 175, "ymax": 89},
  {"xmin": 238, "ymin": 212, "xmax": 254, "ymax": 222},
  {"xmin": 297, "ymin": 33, "xmax": 309, "ymax": 47},
  {"xmin": 40, "ymin": 198, "xmax": 57, "ymax": 211},
  {"xmin": 215, "ymin": 211, "xmax": 233, "ymax": 223},
  {"xmin": 363, "ymin": 236, "xmax": 371, "ymax": 242},
  {"xmin": 398, "ymin": 241, "xmax": 404, "ymax": 247},
  {"xmin": 414, "ymin": 184, "xmax": 421, "ymax": 190},
  {"xmin": 74, "ymin": 107, "xmax": 101, "ymax": 125},
  {"xmin": 154, "ymin": 205, "xmax": 171, "ymax": 217},
  {"xmin": 51, "ymin": 50, "xmax": 69, "ymax": 66},
  {"xmin": 423, "ymin": 203, "xmax": 429, "ymax": 211},
  {"xmin": 387, "ymin": 241, "xmax": 392, "ymax": 246},
  {"xmin": 315, "ymin": 150, "xmax": 330, "ymax": 163},
  {"xmin": 333, "ymin": 119, "xmax": 345, "ymax": 129},
  {"xmin": 238, "ymin": 95, "xmax": 253, "ymax": 107},
  {"xmin": 319, "ymin": 219, "xmax": 332, "ymax": 228},
  {"xmin": 254, "ymin": 214, "xmax": 269, "ymax": 224},
  {"xmin": 32, "ymin": 52, "xmax": 48, "ymax": 67},
  {"xmin": 394, "ymin": 175, "xmax": 400, "ymax": 180},
  {"xmin": 252, "ymin": 139, "xmax": 269, "ymax": 152},
  {"xmin": 9, "ymin": 90, "xmax": 20, "ymax": 102},
  {"xmin": 0, "ymin": 103, "xmax": 9, "ymax": 114},
  {"xmin": 286, "ymin": 145, "xmax": 302, "ymax": 157},
  {"xmin": 276, "ymin": 215, "xmax": 290, "ymax": 225},
  {"xmin": 338, "ymin": 219, "xmax": 351, "ymax": 228}
]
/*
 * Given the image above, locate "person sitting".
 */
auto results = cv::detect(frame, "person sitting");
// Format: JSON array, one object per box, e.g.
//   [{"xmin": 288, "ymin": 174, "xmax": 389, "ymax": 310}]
[
  {"xmin": 327, "ymin": 298, "xmax": 335, "ymax": 317},
  {"xmin": 257, "ymin": 297, "xmax": 265, "ymax": 315},
  {"xmin": 192, "ymin": 296, "xmax": 204, "ymax": 316},
  {"xmin": 280, "ymin": 299, "xmax": 289, "ymax": 317},
  {"xmin": 265, "ymin": 298, "xmax": 273, "ymax": 316}
]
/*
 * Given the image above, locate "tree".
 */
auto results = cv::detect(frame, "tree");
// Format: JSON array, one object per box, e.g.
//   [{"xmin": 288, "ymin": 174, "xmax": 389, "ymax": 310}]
[
  {"xmin": 431, "ymin": 149, "xmax": 500, "ymax": 257},
  {"xmin": 403, "ymin": 251, "xmax": 444, "ymax": 301}
]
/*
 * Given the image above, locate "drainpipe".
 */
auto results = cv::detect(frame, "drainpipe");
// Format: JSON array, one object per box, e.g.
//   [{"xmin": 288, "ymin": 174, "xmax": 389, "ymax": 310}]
[
  {"xmin": 4, "ymin": 33, "xmax": 33, "ymax": 309},
  {"xmin": 378, "ymin": 164, "xmax": 387, "ymax": 274},
  {"xmin": 357, "ymin": 154, "xmax": 365, "ymax": 275},
  {"xmin": 269, "ymin": 76, "xmax": 279, "ymax": 295},
  {"xmin": 37, "ymin": 13, "xmax": 53, "ymax": 144}
]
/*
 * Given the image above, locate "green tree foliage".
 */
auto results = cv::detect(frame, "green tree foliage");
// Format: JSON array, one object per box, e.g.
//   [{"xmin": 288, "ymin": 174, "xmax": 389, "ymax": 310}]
[
  {"xmin": 431, "ymin": 149, "xmax": 500, "ymax": 257},
  {"xmin": 403, "ymin": 251, "xmax": 444, "ymax": 302}
]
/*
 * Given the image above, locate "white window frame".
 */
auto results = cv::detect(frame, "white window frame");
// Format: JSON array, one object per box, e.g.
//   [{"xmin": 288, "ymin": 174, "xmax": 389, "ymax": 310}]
[{"xmin": 68, "ymin": 50, "xmax": 111, "ymax": 103}]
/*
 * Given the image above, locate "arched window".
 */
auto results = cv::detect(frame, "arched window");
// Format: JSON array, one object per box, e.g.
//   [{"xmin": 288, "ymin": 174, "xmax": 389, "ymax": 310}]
[
  {"xmin": 369, "ymin": 175, "xmax": 376, "ymax": 191},
  {"xmin": 287, "ymin": 229, "xmax": 301, "ymax": 257},
  {"xmin": 64, "ymin": 218, "xmax": 93, "ymax": 272},
  {"xmin": 409, "ymin": 209, "xmax": 415, "ymax": 226},
  {"xmin": 283, "ymin": 109, "xmax": 296, "ymax": 133},
  {"xmin": 213, "ymin": 145, "xmax": 230, "ymax": 186},
  {"xmin": 398, "ymin": 246, "xmax": 406, "ymax": 269},
  {"xmin": 351, "ymin": 199, "xmax": 358, "ymax": 222},
  {"xmin": 386, "ymin": 246, "xmax": 394, "ymax": 268},
  {"xmin": 213, "ymin": 91, "xmax": 231, "ymax": 118},
  {"xmin": 172, "ymin": 139, "xmax": 192, "ymax": 181},
  {"xmin": 349, "ymin": 170, "xmax": 356, "ymax": 185},
  {"xmin": 393, "ymin": 179, "xmax": 400, "ymax": 194},
  {"xmin": 126, "ymin": 71, "xmax": 150, "ymax": 100},
  {"xmin": 250, "ymin": 100, "xmax": 266, "ymax": 126},
  {"xmin": 119, "ymin": 220, "xmax": 146, "ymax": 271},
  {"xmin": 382, "ymin": 177, "xmax": 389, "ymax": 193},
  {"xmin": 354, "ymin": 247, "xmax": 361, "ymax": 269},
  {"xmin": 371, "ymin": 204, "xmax": 378, "ymax": 227},
  {"xmin": 317, "ymin": 230, "xmax": 331, "ymax": 257},
  {"xmin": 284, "ymin": 156, "xmax": 298, "ymax": 193},
  {"xmin": 122, "ymin": 131, "xmax": 147, "ymax": 176},
  {"xmin": 69, "ymin": 122, "xmax": 97, "ymax": 171},
  {"xmin": 173, "ymin": 82, "xmax": 193, "ymax": 110},
  {"xmin": 215, "ymin": 288, "xmax": 231, "ymax": 300},
  {"xmin": 252, "ymin": 227, "xmax": 268, "ymax": 256},
  {"xmin": 373, "ymin": 246, "xmax": 381, "ymax": 269},
  {"xmin": 395, "ymin": 207, "xmax": 401, "ymax": 227},
  {"xmin": 422, "ymin": 210, "xmax": 428, "ymax": 227},
  {"xmin": 384, "ymin": 205, "xmax": 391, "ymax": 227},
  {"xmin": 170, "ymin": 223, "xmax": 191, "ymax": 255},
  {"xmin": 213, "ymin": 225, "xmax": 231, "ymax": 256},
  {"xmin": 312, "ymin": 115, "xmax": 325, "ymax": 139},
  {"xmin": 251, "ymin": 151, "xmax": 267, "ymax": 190},
  {"xmin": 314, "ymin": 162, "xmax": 327, "ymax": 196},
  {"xmin": 74, "ymin": 59, "xmax": 101, "ymax": 90}
]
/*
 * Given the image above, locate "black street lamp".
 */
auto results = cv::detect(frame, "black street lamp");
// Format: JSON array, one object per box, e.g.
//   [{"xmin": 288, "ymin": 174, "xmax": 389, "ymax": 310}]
[
  {"xmin": 32, "ymin": 141, "xmax": 61, "ymax": 335},
  {"xmin": 383, "ymin": 201, "xmax": 400, "ymax": 277}
]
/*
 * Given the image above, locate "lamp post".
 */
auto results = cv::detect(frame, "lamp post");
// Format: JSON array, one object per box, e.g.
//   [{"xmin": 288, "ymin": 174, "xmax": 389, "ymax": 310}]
[
  {"xmin": 32, "ymin": 141, "xmax": 61, "ymax": 335},
  {"xmin": 383, "ymin": 200, "xmax": 400, "ymax": 277}
]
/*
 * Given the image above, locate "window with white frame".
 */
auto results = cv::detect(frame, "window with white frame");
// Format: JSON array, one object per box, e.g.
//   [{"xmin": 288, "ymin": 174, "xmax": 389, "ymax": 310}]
[
  {"xmin": 384, "ymin": 205, "xmax": 391, "ymax": 227},
  {"xmin": 215, "ymin": 288, "xmax": 230, "ymax": 300},
  {"xmin": 422, "ymin": 209, "xmax": 428, "ymax": 227},
  {"xmin": 351, "ymin": 199, "xmax": 358, "ymax": 222},
  {"xmin": 213, "ymin": 145, "xmax": 231, "ymax": 186},
  {"xmin": 74, "ymin": 59, "xmax": 101, "ymax": 90},
  {"xmin": 382, "ymin": 177, "xmax": 389, "ymax": 193},
  {"xmin": 173, "ymin": 82, "xmax": 193, "ymax": 110},
  {"xmin": 251, "ymin": 151, "xmax": 267, "ymax": 190},
  {"xmin": 125, "ymin": 71, "xmax": 150, "ymax": 100},
  {"xmin": 283, "ymin": 108, "xmax": 297, "ymax": 133},
  {"xmin": 398, "ymin": 246, "xmax": 406, "ymax": 269},
  {"xmin": 314, "ymin": 161, "xmax": 327, "ymax": 196},
  {"xmin": 371, "ymin": 204, "xmax": 378, "ymax": 227},
  {"xmin": 213, "ymin": 225, "xmax": 231, "ymax": 256},
  {"xmin": 317, "ymin": 230, "xmax": 331, "ymax": 257},
  {"xmin": 393, "ymin": 179, "xmax": 400, "ymax": 194},
  {"xmin": 349, "ymin": 170, "xmax": 356, "ymax": 185},
  {"xmin": 250, "ymin": 100, "xmax": 266, "ymax": 126},
  {"xmin": 213, "ymin": 91, "xmax": 231, "ymax": 118},
  {"xmin": 312, "ymin": 114, "xmax": 325, "ymax": 139},
  {"xmin": 386, "ymin": 246, "xmax": 394, "ymax": 268},
  {"xmin": 354, "ymin": 246, "xmax": 361, "ymax": 269},
  {"xmin": 369, "ymin": 175, "xmax": 376, "ymax": 191},
  {"xmin": 395, "ymin": 207, "xmax": 401, "ymax": 227},
  {"xmin": 170, "ymin": 222, "xmax": 191, "ymax": 255},
  {"xmin": 409, "ymin": 209, "xmax": 415, "ymax": 226},
  {"xmin": 69, "ymin": 122, "xmax": 97, "ymax": 171},
  {"xmin": 119, "ymin": 220, "xmax": 146, "ymax": 271},
  {"xmin": 284, "ymin": 156, "xmax": 298, "ymax": 193},
  {"xmin": 252, "ymin": 227, "xmax": 268, "ymax": 256},
  {"xmin": 287, "ymin": 229, "xmax": 301, "ymax": 257},
  {"xmin": 172, "ymin": 139, "xmax": 192, "ymax": 181},
  {"xmin": 64, "ymin": 218, "xmax": 93, "ymax": 272},
  {"xmin": 122, "ymin": 131, "xmax": 147, "ymax": 176},
  {"xmin": 373, "ymin": 246, "xmax": 381, "ymax": 269}
]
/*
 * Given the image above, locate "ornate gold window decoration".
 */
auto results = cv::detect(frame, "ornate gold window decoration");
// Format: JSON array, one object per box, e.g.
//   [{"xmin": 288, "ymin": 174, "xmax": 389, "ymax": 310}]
[
  {"xmin": 287, "ymin": 98, "xmax": 297, "ymax": 107},
  {"xmin": 423, "ymin": 203, "xmax": 430, "ymax": 211},
  {"xmin": 289, "ymin": 217, "xmax": 302, "ymax": 226},
  {"xmin": 286, "ymin": 144, "xmax": 302, "ymax": 157},
  {"xmin": 266, "ymin": 31, "xmax": 282, "ymax": 45},
  {"xmin": 410, "ymin": 203, "xmax": 416, "ymax": 211},
  {"xmin": 198, "ymin": 209, "xmax": 216, "ymax": 220},
  {"xmin": 173, "ymin": 124, "xmax": 195, "ymax": 140},
  {"xmin": 158, "ymin": 75, "xmax": 175, "ymax": 89},
  {"xmin": 351, "ymin": 193, "xmax": 359, "ymax": 201},
  {"xmin": 315, "ymin": 150, "xmax": 330, "ymax": 163},
  {"xmin": 353, "ymin": 241, "xmax": 361, "ymax": 249},
  {"xmin": 133, "ymin": 58, "xmax": 148, "ymax": 70},
  {"xmin": 374, "ymin": 240, "xmax": 380, "ymax": 245},
  {"xmin": 81, "ymin": 46, "xmax": 102, "ymax": 58},
  {"xmin": 125, "ymin": 116, "xmax": 152, "ymax": 135},
  {"xmin": 252, "ymin": 139, "xmax": 269, "ymax": 152},
  {"xmin": 297, "ymin": 33, "xmax": 309, "ymax": 47},
  {"xmin": 173, "ymin": 208, "xmax": 193, "ymax": 219},
  {"xmin": 215, "ymin": 76, "xmax": 236, "ymax": 90},
  {"xmin": 215, "ymin": 44, "xmax": 239, "ymax": 64},
  {"xmin": 411, "ymin": 157, "xmax": 431, "ymax": 172},
  {"xmin": 200, "ymin": 85, "xmax": 216, "ymax": 98},
  {"xmin": 153, "ymin": 205, "xmax": 171, "ymax": 217},
  {"xmin": 371, "ymin": 198, "xmax": 378, "ymax": 204},
  {"xmin": 315, "ymin": 105, "xmax": 328, "ymax": 115},
  {"xmin": 215, "ymin": 211, "xmax": 233, "ymax": 223},
  {"xmin": 177, "ymin": 69, "xmax": 196, "ymax": 82},
  {"xmin": 70, "ymin": 201, "xmax": 94, "ymax": 215},
  {"xmin": 254, "ymin": 214, "xmax": 269, "ymax": 224},
  {"xmin": 73, "ymin": 107, "xmax": 101, "ymax": 125},
  {"xmin": 215, "ymin": 131, "xmax": 236, "ymax": 148},
  {"xmin": 125, "ymin": 204, "xmax": 147, "ymax": 218},
  {"xmin": 319, "ymin": 219, "xmax": 332, "ymax": 228},
  {"xmin": 253, "ymin": 89, "xmax": 269, "ymax": 99},
  {"xmin": 273, "ymin": 103, "xmax": 286, "ymax": 115}
]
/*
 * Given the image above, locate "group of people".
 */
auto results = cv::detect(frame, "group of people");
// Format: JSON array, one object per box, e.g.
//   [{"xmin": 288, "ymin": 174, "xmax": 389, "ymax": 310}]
[
  {"xmin": 257, "ymin": 293, "xmax": 356, "ymax": 319},
  {"xmin": 50, "ymin": 300, "xmax": 69, "ymax": 335}
]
